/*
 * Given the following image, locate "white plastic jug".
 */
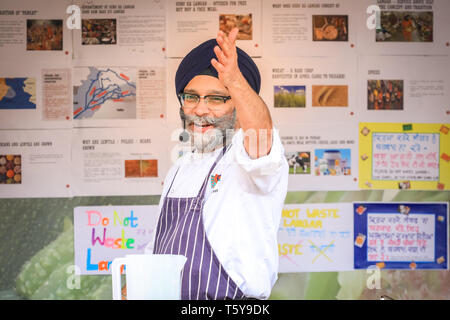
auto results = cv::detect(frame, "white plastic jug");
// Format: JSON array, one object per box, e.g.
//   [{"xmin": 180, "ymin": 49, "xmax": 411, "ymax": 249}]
[{"xmin": 111, "ymin": 254, "xmax": 187, "ymax": 300}]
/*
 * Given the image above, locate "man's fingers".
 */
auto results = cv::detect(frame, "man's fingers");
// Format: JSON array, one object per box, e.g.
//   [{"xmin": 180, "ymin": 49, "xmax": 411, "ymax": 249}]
[
  {"xmin": 217, "ymin": 29, "xmax": 237, "ymax": 57},
  {"xmin": 216, "ymin": 31, "xmax": 230, "ymax": 55},
  {"xmin": 228, "ymin": 27, "xmax": 239, "ymax": 43},
  {"xmin": 210, "ymin": 58, "xmax": 224, "ymax": 73},
  {"xmin": 213, "ymin": 45, "xmax": 227, "ymax": 64}
]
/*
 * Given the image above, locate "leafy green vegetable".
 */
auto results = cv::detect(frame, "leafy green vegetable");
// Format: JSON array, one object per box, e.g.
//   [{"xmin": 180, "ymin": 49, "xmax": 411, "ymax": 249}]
[
  {"xmin": 304, "ymin": 272, "xmax": 340, "ymax": 300},
  {"xmin": 336, "ymin": 271, "xmax": 366, "ymax": 300},
  {"xmin": 15, "ymin": 220, "xmax": 111, "ymax": 300}
]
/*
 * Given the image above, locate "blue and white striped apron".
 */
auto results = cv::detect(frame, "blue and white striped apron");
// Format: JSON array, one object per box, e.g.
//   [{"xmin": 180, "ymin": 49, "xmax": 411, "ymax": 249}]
[{"xmin": 153, "ymin": 145, "xmax": 247, "ymax": 300}]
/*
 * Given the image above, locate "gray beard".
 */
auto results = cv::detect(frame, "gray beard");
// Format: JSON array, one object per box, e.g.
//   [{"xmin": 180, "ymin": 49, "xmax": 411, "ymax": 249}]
[{"xmin": 184, "ymin": 109, "xmax": 236, "ymax": 153}]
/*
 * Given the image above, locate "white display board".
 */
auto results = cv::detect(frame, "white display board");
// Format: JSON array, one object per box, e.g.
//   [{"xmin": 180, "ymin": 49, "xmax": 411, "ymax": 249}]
[
  {"xmin": 0, "ymin": 0, "xmax": 72, "ymax": 64},
  {"xmin": 0, "ymin": 129, "xmax": 72, "ymax": 198},
  {"xmin": 166, "ymin": 0, "xmax": 262, "ymax": 57},
  {"xmin": 279, "ymin": 122, "xmax": 359, "ymax": 191},
  {"xmin": 72, "ymin": 0, "xmax": 166, "ymax": 66},
  {"xmin": 358, "ymin": 0, "xmax": 450, "ymax": 55},
  {"xmin": 70, "ymin": 126, "xmax": 171, "ymax": 196},
  {"xmin": 356, "ymin": 55, "xmax": 450, "ymax": 123},
  {"xmin": 262, "ymin": 0, "xmax": 359, "ymax": 57},
  {"xmin": 0, "ymin": 62, "xmax": 72, "ymax": 129},
  {"xmin": 259, "ymin": 55, "xmax": 357, "ymax": 125},
  {"xmin": 72, "ymin": 64, "xmax": 167, "ymax": 128}
]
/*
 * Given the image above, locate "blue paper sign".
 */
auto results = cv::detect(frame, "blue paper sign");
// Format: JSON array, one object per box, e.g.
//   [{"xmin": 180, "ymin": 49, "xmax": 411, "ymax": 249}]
[{"xmin": 354, "ymin": 202, "xmax": 448, "ymax": 270}]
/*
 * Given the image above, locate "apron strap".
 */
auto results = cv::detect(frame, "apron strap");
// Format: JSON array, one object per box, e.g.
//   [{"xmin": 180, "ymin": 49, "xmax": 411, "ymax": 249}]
[{"xmin": 163, "ymin": 166, "xmax": 180, "ymax": 198}]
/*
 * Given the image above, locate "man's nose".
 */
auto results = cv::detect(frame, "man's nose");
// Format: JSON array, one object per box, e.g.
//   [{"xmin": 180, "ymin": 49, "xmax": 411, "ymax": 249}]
[{"xmin": 194, "ymin": 98, "xmax": 210, "ymax": 116}]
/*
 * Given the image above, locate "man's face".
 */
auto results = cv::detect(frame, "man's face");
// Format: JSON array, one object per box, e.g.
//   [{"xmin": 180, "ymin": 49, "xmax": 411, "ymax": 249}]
[{"xmin": 182, "ymin": 75, "xmax": 236, "ymax": 153}]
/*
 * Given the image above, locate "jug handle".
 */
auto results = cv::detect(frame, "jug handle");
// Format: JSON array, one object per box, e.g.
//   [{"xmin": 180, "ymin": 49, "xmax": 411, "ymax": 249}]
[{"xmin": 111, "ymin": 257, "xmax": 127, "ymax": 300}]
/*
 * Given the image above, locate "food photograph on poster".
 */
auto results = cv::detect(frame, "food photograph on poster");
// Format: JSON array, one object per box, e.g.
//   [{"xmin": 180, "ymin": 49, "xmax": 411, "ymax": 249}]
[{"xmin": 26, "ymin": 19, "xmax": 63, "ymax": 51}]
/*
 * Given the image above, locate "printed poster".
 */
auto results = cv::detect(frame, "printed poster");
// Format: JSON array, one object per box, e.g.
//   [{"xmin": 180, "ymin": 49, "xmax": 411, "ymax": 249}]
[
  {"xmin": 72, "ymin": 0, "xmax": 166, "ymax": 65},
  {"xmin": 262, "ymin": 0, "xmax": 359, "ymax": 57},
  {"xmin": 0, "ymin": 129, "xmax": 72, "ymax": 198},
  {"xmin": 358, "ymin": 0, "xmax": 450, "ymax": 55},
  {"xmin": 0, "ymin": 0, "xmax": 72, "ymax": 64},
  {"xmin": 259, "ymin": 55, "xmax": 357, "ymax": 125},
  {"xmin": 279, "ymin": 123, "xmax": 359, "ymax": 191},
  {"xmin": 72, "ymin": 65, "xmax": 166, "ymax": 127},
  {"xmin": 166, "ymin": 0, "xmax": 262, "ymax": 57},
  {"xmin": 357, "ymin": 55, "xmax": 449, "ymax": 123},
  {"xmin": 71, "ymin": 126, "xmax": 170, "ymax": 196},
  {"xmin": 0, "ymin": 62, "xmax": 72, "ymax": 129}
]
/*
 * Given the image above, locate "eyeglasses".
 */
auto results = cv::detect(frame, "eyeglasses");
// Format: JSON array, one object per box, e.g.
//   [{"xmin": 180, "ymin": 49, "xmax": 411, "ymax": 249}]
[{"xmin": 178, "ymin": 92, "xmax": 231, "ymax": 111}]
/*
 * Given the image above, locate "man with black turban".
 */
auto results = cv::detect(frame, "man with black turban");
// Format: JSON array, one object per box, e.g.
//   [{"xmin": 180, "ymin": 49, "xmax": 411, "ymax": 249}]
[{"xmin": 147, "ymin": 28, "xmax": 288, "ymax": 300}]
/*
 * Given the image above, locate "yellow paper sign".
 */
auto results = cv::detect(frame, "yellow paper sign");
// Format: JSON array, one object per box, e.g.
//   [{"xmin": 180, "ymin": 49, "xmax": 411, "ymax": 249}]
[{"xmin": 359, "ymin": 123, "xmax": 450, "ymax": 190}]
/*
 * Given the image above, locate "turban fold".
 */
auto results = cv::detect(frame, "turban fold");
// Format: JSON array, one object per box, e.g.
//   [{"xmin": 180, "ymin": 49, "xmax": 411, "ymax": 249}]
[{"xmin": 175, "ymin": 39, "xmax": 261, "ymax": 95}]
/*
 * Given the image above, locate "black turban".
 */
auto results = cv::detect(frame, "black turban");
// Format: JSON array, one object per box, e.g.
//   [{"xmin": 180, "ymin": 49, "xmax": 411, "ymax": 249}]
[{"xmin": 175, "ymin": 39, "xmax": 261, "ymax": 95}]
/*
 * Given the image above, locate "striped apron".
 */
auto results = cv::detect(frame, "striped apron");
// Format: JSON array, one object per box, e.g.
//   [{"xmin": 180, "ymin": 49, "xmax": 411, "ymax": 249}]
[{"xmin": 152, "ymin": 145, "xmax": 247, "ymax": 300}]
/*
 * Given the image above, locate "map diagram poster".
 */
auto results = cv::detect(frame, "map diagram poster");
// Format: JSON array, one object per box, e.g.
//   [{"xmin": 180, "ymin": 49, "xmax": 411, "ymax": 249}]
[
  {"xmin": 73, "ymin": 66, "xmax": 166, "ymax": 128},
  {"xmin": 73, "ymin": 67, "xmax": 137, "ymax": 120},
  {"xmin": 0, "ymin": 62, "xmax": 73, "ymax": 130},
  {"xmin": 0, "ymin": 78, "xmax": 36, "ymax": 109},
  {"xmin": 354, "ymin": 202, "xmax": 448, "ymax": 270}
]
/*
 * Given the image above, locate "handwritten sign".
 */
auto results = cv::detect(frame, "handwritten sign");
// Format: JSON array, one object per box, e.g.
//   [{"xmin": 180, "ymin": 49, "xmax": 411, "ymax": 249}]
[
  {"xmin": 277, "ymin": 203, "xmax": 354, "ymax": 273},
  {"xmin": 354, "ymin": 202, "xmax": 448, "ymax": 270},
  {"xmin": 359, "ymin": 123, "xmax": 450, "ymax": 190},
  {"xmin": 372, "ymin": 133, "xmax": 439, "ymax": 181},
  {"xmin": 74, "ymin": 205, "xmax": 159, "ymax": 274}
]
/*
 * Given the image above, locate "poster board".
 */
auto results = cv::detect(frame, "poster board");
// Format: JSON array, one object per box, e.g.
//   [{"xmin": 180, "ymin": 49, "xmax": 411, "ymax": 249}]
[
  {"xmin": 359, "ymin": 123, "xmax": 450, "ymax": 190},
  {"xmin": 356, "ymin": 55, "xmax": 449, "ymax": 123},
  {"xmin": 0, "ymin": 0, "xmax": 72, "ymax": 64},
  {"xmin": 0, "ymin": 62, "xmax": 73, "ymax": 130},
  {"xmin": 354, "ymin": 202, "xmax": 448, "ymax": 270},
  {"xmin": 72, "ymin": 64, "xmax": 167, "ymax": 128},
  {"xmin": 0, "ymin": 129, "xmax": 72, "ymax": 198},
  {"xmin": 70, "ymin": 126, "xmax": 170, "ymax": 196},
  {"xmin": 278, "ymin": 203, "xmax": 354, "ymax": 273},
  {"xmin": 74, "ymin": 205, "xmax": 160, "ymax": 274},
  {"xmin": 259, "ymin": 55, "xmax": 357, "ymax": 125},
  {"xmin": 262, "ymin": 0, "xmax": 359, "ymax": 57},
  {"xmin": 72, "ymin": 0, "xmax": 166, "ymax": 66},
  {"xmin": 279, "ymin": 123, "xmax": 358, "ymax": 191},
  {"xmin": 166, "ymin": 0, "xmax": 262, "ymax": 58},
  {"xmin": 358, "ymin": 0, "xmax": 450, "ymax": 56}
]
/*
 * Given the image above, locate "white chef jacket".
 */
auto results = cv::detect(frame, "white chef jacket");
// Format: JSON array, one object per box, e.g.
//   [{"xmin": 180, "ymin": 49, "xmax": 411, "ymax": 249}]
[{"xmin": 146, "ymin": 127, "xmax": 288, "ymax": 299}]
